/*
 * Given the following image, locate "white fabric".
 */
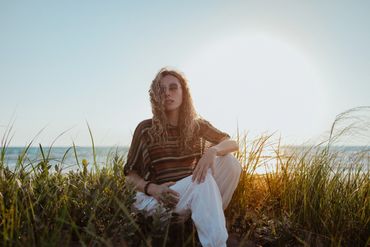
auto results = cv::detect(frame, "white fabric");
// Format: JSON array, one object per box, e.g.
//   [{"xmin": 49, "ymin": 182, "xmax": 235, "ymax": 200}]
[{"xmin": 133, "ymin": 154, "xmax": 242, "ymax": 247}]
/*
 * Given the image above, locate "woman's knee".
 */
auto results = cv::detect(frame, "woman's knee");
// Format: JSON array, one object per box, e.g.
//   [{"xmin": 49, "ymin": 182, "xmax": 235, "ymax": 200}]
[{"xmin": 219, "ymin": 154, "xmax": 242, "ymax": 176}]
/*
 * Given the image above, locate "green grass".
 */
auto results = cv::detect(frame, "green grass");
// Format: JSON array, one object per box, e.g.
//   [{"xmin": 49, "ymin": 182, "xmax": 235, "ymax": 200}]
[
  {"xmin": 225, "ymin": 135, "xmax": 369, "ymax": 246},
  {"xmin": 0, "ymin": 109, "xmax": 369, "ymax": 246}
]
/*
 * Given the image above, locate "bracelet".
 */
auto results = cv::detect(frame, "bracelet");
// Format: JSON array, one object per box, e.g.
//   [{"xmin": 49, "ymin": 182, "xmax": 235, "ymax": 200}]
[{"xmin": 144, "ymin": 181, "xmax": 153, "ymax": 196}]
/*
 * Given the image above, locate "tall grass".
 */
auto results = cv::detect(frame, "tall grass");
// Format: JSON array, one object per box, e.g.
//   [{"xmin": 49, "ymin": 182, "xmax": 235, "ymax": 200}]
[
  {"xmin": 225, "ymin": 135, "xmax": 369, "ymax": 246},
  {"xmin": 0, "ymin": 108, "xmax": 369, "ymax": 246},
  {"xmin": 225, "ymin": 107, "xmax": 370, "ymax": 246}
]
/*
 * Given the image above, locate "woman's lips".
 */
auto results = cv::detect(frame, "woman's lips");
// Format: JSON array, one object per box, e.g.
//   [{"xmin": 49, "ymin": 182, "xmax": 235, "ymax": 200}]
[{"xmin": 165, "ymin": 100, "xmax": 174, "ymax": 104}]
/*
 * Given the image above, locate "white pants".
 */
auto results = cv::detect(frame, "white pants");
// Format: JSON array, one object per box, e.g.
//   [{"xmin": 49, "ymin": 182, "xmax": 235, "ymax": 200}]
[{"xmin": 133, "ymin": 154, "xmax": 242, "ymax": 247}]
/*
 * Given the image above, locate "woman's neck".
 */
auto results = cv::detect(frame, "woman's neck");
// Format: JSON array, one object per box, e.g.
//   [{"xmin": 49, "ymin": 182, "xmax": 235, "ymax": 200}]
[{"xmin": 166, "ymin": 110, "xmax": 179, "ymax": 126}]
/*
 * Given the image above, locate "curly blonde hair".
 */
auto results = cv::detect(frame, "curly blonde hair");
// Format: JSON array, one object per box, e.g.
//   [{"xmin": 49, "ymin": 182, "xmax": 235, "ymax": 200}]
[{"xmin": 148, "ymin": 67, "xmax": 200, "ymax": 153}]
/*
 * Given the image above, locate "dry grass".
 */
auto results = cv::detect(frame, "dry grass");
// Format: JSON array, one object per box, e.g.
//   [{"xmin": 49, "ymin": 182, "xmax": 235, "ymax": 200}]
[{"xmin": 0, "ymin": 107, "xmax": 369, "ymax": 246}]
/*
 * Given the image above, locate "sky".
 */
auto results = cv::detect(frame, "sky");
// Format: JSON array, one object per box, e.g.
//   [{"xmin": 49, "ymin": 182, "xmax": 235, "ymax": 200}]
[{"xmin": 0, "ymin": 0, "xmax": 369, "ymax": 147}]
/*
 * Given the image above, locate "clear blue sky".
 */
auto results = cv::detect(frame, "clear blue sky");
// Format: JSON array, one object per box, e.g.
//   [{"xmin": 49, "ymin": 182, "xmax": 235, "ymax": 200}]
[{"xmin": 1, "ymin": 1, "xmax": 369, "ymax": 146}]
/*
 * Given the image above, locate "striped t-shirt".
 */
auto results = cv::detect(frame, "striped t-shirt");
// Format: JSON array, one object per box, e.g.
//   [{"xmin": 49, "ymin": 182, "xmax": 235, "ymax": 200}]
[{"xmin": 124, "ymin": 118, "xmax": 230, "ymax": 184}]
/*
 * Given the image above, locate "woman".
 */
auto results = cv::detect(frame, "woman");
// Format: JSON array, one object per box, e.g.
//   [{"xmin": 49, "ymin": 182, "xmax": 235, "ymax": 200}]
[{"xmin": 124, "ymin": 67, "xmax": 242, "ymax": 247}]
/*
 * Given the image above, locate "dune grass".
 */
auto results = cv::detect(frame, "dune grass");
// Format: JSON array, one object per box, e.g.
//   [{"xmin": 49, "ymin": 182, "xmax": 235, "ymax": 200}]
[
  {"xmin": 0, "ymin": 109, "xmax": 369, "ymax": 246},
  {"xmin": 225, "ymin": 135, "xmax": 369, "ymax": 246}
]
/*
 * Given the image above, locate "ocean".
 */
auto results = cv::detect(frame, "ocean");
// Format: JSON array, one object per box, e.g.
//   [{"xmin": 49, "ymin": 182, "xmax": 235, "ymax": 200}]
[
  {"xmin": 2, "ymin": 146, "xmax": 129, "ymax": 172},
  {"xmin": 1, "ymin": 146, "xmax": 369, "ymax": 174}
]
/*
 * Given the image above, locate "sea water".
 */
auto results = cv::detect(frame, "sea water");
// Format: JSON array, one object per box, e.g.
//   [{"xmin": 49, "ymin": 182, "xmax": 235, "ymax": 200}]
[
  {"xmin": 2, "ymin": 146, "xmax": 129, "ymax": 172},
  {"xmin": 1, "ymin": 146, "xmax": 369, "ymax": 174}
]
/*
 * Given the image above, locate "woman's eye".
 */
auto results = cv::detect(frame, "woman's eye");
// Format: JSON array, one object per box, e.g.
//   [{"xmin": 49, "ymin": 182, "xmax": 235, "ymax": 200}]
[{"xmin": 159, "ymin": 84, "xmax": 179, "ymax": 93}]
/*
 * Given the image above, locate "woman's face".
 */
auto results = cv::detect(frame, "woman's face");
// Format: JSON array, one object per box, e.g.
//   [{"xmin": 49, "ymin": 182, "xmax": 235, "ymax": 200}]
[{"xmin": 159, "ymin": 74, "xmax": 183, "ymax": 113}]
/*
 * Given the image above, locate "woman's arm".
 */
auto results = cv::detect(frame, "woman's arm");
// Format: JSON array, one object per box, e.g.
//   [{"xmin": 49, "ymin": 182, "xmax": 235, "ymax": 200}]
[
  {"xmin": 126, "ymin": 171, "xmax": 180, "ymax": 208},
  {"xmin": 192, "ymin": 138, "xmax": 239, "ymax": 183},
  {"xmin": 209, "ymin": 138, "xmax": 239, "ymax": 156},
  {"xmin": 125, "ymin": 171, "xmax": 149, "ymax": 193}
]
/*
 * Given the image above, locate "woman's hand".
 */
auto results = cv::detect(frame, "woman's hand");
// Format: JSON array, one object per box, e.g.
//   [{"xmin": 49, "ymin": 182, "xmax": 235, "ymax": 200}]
[
  {"xmin": 192, "ymin": 147, "xmax": 217, "ymax": 183},
  {"xmin": 147, "ymin": 182, "xmax": 180, "ymax": 209}
]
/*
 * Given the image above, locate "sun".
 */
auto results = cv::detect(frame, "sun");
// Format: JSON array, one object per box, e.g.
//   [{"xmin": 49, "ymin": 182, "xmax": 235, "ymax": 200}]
[{"xmin": 181, "ymin": 33, "xmax": 329, "ymax": 143}]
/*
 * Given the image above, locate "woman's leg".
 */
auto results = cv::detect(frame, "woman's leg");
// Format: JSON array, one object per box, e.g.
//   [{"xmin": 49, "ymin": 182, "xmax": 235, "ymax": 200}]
[
  {"xmin": 133, "ymin": 173, "xmax": 228, "ymax": 247},
  {"xmin": 175, "ymin": 172, "xmax": 228, "ymax": 247},
  {"xmin": 212, "ymin": 153, "xmax": 242, "ymax": 210},
  {"xmin": 133, "ymin": 154, "xmax": 241, "ymax": 214}
]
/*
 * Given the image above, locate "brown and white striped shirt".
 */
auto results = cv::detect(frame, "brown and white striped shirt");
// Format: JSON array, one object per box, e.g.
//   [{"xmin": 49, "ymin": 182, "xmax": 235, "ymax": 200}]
[{"xmin": 124, "ymin": 118, "xmax": 230, "ymax": 184}]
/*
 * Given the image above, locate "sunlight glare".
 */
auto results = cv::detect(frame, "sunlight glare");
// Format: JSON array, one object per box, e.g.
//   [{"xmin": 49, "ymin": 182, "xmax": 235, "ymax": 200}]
[{"xmin": 182, "ymin": 33, "xmax": 329, "ymax": 143}]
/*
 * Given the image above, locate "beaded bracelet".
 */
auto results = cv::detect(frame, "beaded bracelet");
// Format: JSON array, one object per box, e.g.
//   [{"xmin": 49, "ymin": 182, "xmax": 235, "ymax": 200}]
[{"xmin": 144, "ymin": 181, "xmax": 153, "ymax": 196}]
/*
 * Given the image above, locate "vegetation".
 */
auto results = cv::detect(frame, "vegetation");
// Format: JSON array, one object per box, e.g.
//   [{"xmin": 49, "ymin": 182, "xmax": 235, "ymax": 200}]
[{"xmin": 0, "ymin": 108, "xmax": 369, "ymax": 246}]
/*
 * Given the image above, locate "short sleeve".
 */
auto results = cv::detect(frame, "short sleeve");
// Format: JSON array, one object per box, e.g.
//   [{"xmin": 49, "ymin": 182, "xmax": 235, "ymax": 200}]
[
  {"xmin": 198, "ymin": 119, "xmax": 230, "ymax": 144},
  {"xmin": 124, "ymin": 120, "xmax": 151, "ymax": 179}
]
